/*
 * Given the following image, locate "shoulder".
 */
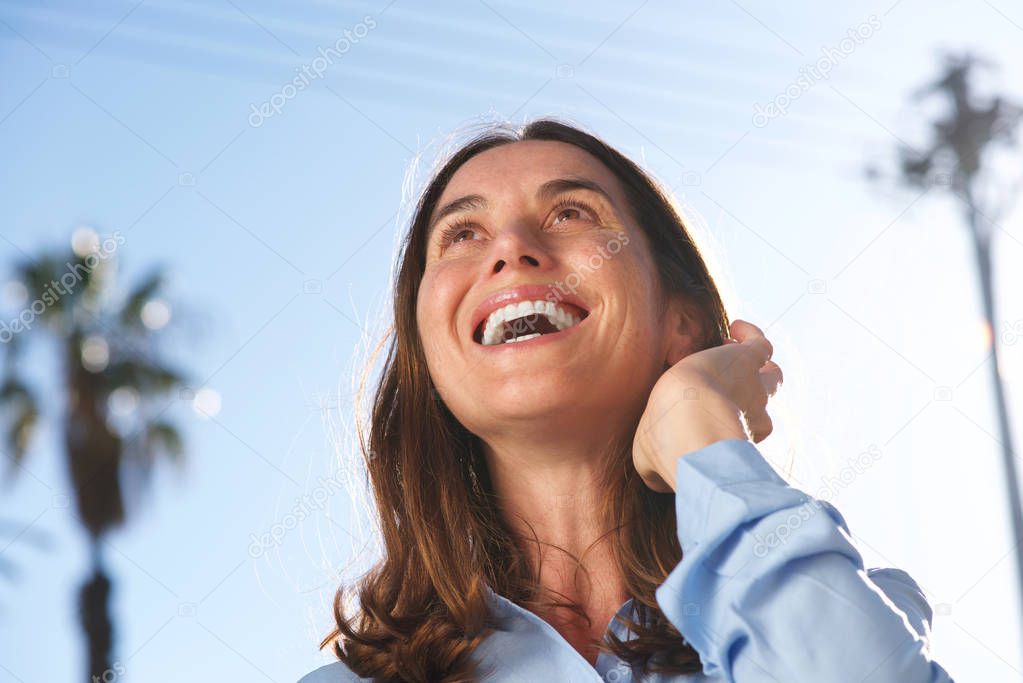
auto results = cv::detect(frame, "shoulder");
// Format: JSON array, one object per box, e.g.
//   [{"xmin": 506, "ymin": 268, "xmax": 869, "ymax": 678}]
[
  {"xmin": 866, "ymin": 566, "xmax": 934, "ymax": 645},
  {"xmin": 296, "ymin": 661, "xmax": 368, "ymax": 683},
  {"xmin": 866, "ymin": 567, "xmax": 931, "ymax": 615}
]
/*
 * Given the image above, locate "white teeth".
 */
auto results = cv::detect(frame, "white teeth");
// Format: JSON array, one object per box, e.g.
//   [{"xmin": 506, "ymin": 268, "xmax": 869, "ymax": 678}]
[
  {"xmin": 505, "ymin": 332, "xmax": 541, "ymax": 343},
  {"xmin": 479, "ymin": 300, "xmax": 584, "ymax": 346}
]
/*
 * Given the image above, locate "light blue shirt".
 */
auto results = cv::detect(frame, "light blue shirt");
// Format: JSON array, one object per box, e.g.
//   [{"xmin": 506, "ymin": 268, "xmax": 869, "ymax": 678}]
[{"xmin": 299, "ymin": 438, "xmax": 956, "ymax": 682}]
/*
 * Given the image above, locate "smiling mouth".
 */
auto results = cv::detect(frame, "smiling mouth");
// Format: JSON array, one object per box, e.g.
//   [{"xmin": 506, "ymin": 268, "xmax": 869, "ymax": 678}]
[{"xmin": 473, "ymin": 300, "xmax": 590, "ymax": 346}]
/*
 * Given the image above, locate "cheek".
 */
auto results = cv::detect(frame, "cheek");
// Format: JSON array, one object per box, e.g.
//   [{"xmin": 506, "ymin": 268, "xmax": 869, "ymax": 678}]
[
  {"xmin": 416, "ymin": 267, "xmax": 463, "ymax": 352},
  {"xmin": 415, "ymin": 290, "xmax": 442, "ymax": 362},
  {"xmin": 600, "ymin": 250, "xmax": 664, "ymax": 348},
  {"xmin": 590, "ymin": 245, "xmax": 658, "ymax": 309}
]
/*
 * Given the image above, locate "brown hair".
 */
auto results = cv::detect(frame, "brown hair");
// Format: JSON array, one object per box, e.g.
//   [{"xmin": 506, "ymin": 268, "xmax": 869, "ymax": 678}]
[{"xmin": 321, "ymin": 117, "xmax": 731, "ymax": 681}]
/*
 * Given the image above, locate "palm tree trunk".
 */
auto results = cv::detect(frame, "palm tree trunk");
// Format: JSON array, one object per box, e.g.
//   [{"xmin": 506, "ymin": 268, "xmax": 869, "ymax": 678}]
[
  {"xmin": 970, "ymin": 215, "xmax": 1023, "ymax": 638},
  {"xmin": 78, "ymin": 539, "xmax": 114, "ymax": 683}
]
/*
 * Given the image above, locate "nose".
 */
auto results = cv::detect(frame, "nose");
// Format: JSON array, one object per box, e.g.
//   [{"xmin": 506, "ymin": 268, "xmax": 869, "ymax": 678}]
[
  {"xmin": 489, "ymin": 222, "xmax": 547, "ymax": 274},
  {"xmin": 493, "ymin": 254, "xmax": 539, "ymax": 273}
]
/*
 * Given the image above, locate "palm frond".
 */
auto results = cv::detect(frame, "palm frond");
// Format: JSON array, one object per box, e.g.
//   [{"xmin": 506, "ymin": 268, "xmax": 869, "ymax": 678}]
[
  {"xmin": 14, "ymin": 253, "xmax": 94, "ymax": 322},
  {"xmin": 104, "ymin": 359, "xmax": 185, "ymax": 397},
  {"xmin": 0, "ymin": 376, "xmax": 40, "ymax": 472},
  {"xmin": 117, "ymin": 269, "xmax": 165, "ymax": 329},
  {"xmin": 145, "ymin": 421, "xmax": 184, "ymax": 463}
]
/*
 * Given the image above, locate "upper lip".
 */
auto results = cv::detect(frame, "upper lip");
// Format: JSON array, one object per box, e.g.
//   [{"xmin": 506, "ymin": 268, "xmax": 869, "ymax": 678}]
[{"xmin": 469, "ymin": 283, "xmax": 591, "ymax": 343}]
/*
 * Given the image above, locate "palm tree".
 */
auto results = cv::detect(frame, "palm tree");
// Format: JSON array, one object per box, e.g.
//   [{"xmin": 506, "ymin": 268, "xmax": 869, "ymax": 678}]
[
  {"xmin": 0, "ymin": 228, "xmax": 189, "ymax": 682},
  {"xmin": 868, "ymin": 51, "xmax": 1023, "ymax": 639}
]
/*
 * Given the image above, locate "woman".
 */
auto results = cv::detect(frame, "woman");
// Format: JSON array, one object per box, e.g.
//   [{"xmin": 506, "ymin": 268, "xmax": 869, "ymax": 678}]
[{"xmin": 299, "ymin": 118, "xmax": 955, "ymax": 682}]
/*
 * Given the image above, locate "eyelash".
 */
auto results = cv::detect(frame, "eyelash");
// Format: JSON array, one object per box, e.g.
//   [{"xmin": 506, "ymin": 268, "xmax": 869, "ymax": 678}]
[{"xmin": 436, "ymin": 196, "xmax": 600, "ymax": 248}]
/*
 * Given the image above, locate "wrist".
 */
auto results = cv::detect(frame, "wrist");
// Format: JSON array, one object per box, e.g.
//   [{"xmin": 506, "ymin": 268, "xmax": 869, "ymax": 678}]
[{"xmin": 653, "ymin": 390, "xmax": 748, "ymax": 491}]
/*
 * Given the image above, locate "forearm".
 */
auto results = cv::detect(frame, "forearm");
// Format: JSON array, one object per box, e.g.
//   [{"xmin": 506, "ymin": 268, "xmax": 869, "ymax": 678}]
[
  {"xmin": 655, "ymin": 439, "xmax": 955, "ymax": 682},
  {"xmin": 647, "ymin": 389, "xmax": 748, "ymax": 492}
]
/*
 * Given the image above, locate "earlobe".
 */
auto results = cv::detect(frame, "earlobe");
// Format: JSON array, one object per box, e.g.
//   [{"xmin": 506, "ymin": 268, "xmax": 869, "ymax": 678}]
[
  {"xmin": 662, "ymin": 296, "xmax": 701, "ymax": 369},
  {"xmin": 664, "ymin": 338, "xmax": 693, "ymax": 368}
]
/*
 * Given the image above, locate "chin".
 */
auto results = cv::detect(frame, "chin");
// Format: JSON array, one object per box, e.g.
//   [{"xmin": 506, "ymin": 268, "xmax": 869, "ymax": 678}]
[{"xmin": 471, "ymin": 377, "xmax": 604, "ymax": 422}]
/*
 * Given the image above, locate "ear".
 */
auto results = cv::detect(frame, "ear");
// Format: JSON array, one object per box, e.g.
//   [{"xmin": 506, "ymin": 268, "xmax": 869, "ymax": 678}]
[{"xmin": 662, "ymin": 293, "xmax": 702, "ymax": 370}]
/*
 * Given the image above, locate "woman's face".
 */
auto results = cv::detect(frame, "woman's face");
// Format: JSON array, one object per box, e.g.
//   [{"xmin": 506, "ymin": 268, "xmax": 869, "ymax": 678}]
[{"xmin": 416, "ymin": 140, "xmax": 679, "ymax": 441}]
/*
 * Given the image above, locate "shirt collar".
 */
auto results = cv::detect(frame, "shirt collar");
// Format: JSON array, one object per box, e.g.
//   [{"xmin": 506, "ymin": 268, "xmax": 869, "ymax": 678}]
[{"xmin": 481, "ymin": 581, "xmax": 640, "ymax": 639}]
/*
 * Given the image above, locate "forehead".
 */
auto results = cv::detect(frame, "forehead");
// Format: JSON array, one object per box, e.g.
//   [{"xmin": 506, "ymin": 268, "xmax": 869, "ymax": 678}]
[{"xmin": 433, "ymin": 139, "xmax": 626, "ymax": 213}]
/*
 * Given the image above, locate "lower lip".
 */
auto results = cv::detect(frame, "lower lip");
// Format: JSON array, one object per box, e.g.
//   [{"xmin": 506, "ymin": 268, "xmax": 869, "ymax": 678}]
[{"xmin": 474, "ymin": 314, "xmax": 590, "ymax": 352}]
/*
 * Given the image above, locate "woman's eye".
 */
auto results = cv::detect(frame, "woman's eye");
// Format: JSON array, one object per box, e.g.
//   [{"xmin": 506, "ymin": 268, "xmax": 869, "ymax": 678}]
[
  {"xmin": 553, "ymin": 209, "xmax": 579, "ymax": 224},
  {"xmin": 552, "ymin": 202, "xmax": 596, "ymax": 225},
  {"xmin": 438, "ymin": 222, "xmax": 479, "ymax": 249}
]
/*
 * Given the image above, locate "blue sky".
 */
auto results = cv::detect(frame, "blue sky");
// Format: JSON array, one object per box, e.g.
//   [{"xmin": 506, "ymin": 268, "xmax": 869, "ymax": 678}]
[{"xmin": 2, "ymin": 1, "xmax": 1022, "ymax": 680}]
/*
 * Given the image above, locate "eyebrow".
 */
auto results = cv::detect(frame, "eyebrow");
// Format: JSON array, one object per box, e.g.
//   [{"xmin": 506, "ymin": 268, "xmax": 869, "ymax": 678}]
[{"xmin": 427, "ymin": 176, "xmax": 616, "ymax": 240}]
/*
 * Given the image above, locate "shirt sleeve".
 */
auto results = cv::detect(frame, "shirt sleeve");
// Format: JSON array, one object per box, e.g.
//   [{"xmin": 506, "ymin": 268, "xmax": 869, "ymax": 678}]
[
  {"xmin": 296, "ymin": 661, "xmax": 367, "ymax": 682},
  {"xmin": 653, "ymin": 438, "xmax": 956, "ymax": 683}
]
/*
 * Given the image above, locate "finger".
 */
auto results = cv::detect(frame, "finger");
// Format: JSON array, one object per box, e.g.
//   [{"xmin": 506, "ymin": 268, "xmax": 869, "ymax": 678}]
[
  {"xmin": 729, "ymin": 319, "xmax": 773, "ymax": 364},
  {"xmin": 730, "ymin": 318, "xmax": 766, "ymax": 340},
  {"xmin": 746, "ymin": 410, "xmax": 773, "ymax": 443},
  {"xmin": 638, "ymin": 468, "xmax": 673, "ymax": 494},
  {"xmin": 759, "ymin": 360, "xmax": 783, "ymax": 397}
]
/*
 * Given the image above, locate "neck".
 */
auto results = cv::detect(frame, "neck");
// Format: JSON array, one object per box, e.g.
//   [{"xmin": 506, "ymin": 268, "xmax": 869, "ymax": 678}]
[{"xmin": 481, "ymin": 420, "xmax": 630, "ymax": 608}]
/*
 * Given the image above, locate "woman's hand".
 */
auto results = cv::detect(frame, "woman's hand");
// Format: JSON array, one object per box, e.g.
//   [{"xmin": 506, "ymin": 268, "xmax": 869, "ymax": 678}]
[{"xmin": 632, "ymin": 319, "xmax": 783, "ymax": 492}]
